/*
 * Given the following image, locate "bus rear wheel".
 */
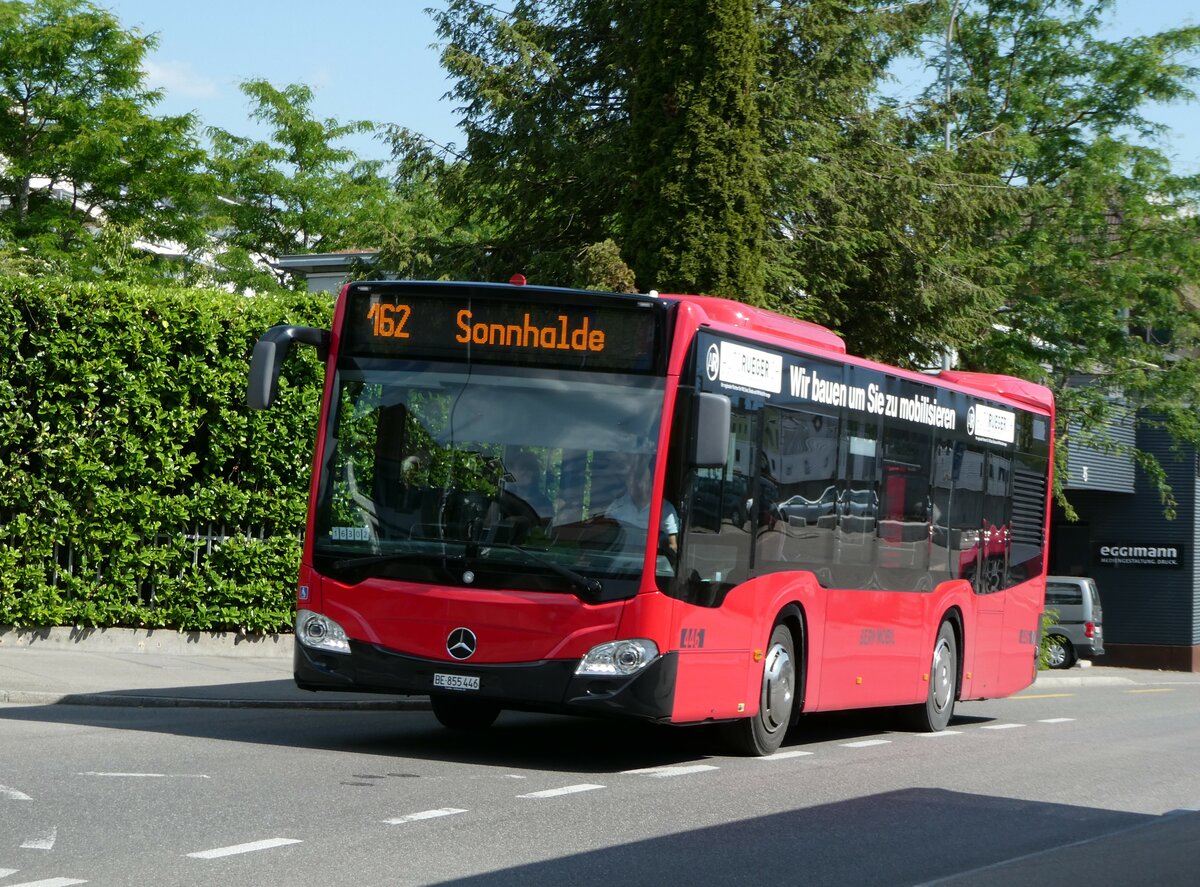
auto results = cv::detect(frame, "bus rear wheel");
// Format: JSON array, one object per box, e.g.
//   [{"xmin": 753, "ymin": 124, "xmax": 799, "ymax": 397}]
[
  {"xmin": 724, "ymin": 623, "xmax": 795, "ymax": 756},
  {"xmin": 430, "ymin": 694, "xmax": 501, "ymax": 730},
  {"xmin": 903, "ymin": 620, "xmax": 957, "ymax": 732}
]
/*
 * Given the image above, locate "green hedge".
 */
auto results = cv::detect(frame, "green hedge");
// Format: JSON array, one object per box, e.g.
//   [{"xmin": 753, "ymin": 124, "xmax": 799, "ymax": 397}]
[{"xmin": 0, "ymin": 277, "xmax": 331, "ymax": 632}]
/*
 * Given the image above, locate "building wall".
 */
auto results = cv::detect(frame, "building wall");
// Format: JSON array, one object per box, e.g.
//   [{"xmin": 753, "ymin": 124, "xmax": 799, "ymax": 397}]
[
  {"xmin": 1053, "ymin": 423, "xmax": 1199, "ymax": 670},
  {"xmin": 1063, "ymin": 411, "xmax": 1136, "ymax": 493}
]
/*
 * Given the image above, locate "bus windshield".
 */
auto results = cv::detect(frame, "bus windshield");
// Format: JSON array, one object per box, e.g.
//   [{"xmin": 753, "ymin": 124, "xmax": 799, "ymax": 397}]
[{"xmin": 312, "ymin": 360, "xmax": 668, "ymax": 600}]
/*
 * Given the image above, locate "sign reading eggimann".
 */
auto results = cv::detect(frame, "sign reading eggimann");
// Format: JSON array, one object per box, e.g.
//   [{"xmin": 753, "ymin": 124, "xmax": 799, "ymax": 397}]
[{"xmin": 1094, "ymin": 542, "xmax": 1185, "ymax": 569}]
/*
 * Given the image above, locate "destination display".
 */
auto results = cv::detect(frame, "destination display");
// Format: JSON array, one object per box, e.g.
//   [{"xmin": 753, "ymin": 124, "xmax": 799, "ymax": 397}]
[{"xmin": 341, "ymin": 287, "xmax": 665, "ymax": 372}]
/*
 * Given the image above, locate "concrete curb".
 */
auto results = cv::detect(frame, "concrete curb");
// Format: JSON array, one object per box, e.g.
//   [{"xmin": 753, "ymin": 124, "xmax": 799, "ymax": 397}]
[
  {"xmin": 0, "ymin": 688, "xmax": 431, "ymax": 710},
  {"xmin": 0, "ymin": 625, "xmax": 291, "ymax": 657},
  {"xmin": 1033, "ymin": 675, "xmax": 1137, "ymax": 688},
  {"xmin": 0, "ymin": 625, "xmax": 433, "ymax": 710}
]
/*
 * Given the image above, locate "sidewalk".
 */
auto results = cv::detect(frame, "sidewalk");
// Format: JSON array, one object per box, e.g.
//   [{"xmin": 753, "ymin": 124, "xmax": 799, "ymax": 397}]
[
  {"xmin": 1, "ymin": 626, "xmax": 1196, "ymax": 709},
  {"xmin": 0, "ymin": 626, "xmax": 427, "ymax": 710}
]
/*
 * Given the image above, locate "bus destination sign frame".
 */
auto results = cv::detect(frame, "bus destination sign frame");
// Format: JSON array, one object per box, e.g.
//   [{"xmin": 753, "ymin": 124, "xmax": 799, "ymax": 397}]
[{"xmin": 341, "ymin": 285, "xmax": 666, "ymax": 374}]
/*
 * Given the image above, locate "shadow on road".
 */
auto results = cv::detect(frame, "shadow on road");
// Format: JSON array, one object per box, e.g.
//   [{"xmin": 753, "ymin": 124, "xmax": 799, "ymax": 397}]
[
  {"xmin": 421, "ymin": 788, "xmax": 1190, "ymax": 887},
  {"xmin": 0, "ymin": 690, "xmax": 999, "ymax": 773}
]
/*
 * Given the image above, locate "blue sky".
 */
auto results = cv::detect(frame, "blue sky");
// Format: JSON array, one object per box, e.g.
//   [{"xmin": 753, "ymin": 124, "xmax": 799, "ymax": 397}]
[{"xmin": 103, "ymin": 0, "xmax": 1198, "ymax": 173}]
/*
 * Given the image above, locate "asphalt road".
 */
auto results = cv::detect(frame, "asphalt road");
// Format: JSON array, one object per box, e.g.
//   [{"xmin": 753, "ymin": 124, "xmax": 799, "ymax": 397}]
[{"xmin": 2, "ymin": 680, "xmax": 1199, "ymax": 886}]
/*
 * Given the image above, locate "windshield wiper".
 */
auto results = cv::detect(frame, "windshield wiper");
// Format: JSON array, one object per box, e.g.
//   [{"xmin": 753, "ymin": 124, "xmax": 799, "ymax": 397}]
[
  {"xmin": 332, "ymin": 549, "xmax": 464, "ymax": 572},
  {"xmin": 476, "ymin": 542, "xmax": 604, "ymax": 600}
]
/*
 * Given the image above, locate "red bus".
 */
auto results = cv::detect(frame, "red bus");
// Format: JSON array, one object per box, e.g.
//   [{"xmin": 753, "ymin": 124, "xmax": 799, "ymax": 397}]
[{"xmin": 248, "ymin": 280, "xmax": 1053, "ymax": 755}]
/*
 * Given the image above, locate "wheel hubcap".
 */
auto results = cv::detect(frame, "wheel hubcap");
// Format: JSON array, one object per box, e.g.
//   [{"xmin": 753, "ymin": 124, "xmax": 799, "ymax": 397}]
[
  {"xmin": 931, "ymin": 637, "xmax": 952, "ymax": 713},
  {"xmin": 761, "ymin": 642, "xmax": 794, "ymax": 732}
]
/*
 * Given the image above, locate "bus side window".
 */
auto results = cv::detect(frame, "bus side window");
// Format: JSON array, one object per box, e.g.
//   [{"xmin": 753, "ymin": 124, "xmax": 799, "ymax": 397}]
[
  {"xmin": 942, "ymin": 441, "xmax": 985, "ymax": 587},
  {"xmin": 835, "ymin": 415, "xmax": 879, "ymax": 588},
  {"xmin": 981, "ymin": 451, "xmax": 1012, "ymax": 592},
  {"xmin": 678, "ymin": 405, "xmax": 754, "ymax": 605},
  {"xmin": 756, "ymin": 406, "xmax": 838, "ymax": 584},
  {"xmin": 876, "ymin": 422, "xmax": 933, "ymax": 589}
]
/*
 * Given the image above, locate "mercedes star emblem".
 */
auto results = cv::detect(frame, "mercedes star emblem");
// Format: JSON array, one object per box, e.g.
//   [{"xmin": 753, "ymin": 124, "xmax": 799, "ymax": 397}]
[{"xmin": 446, "ymin": 627, "xmax": 477, "ymax": 660}]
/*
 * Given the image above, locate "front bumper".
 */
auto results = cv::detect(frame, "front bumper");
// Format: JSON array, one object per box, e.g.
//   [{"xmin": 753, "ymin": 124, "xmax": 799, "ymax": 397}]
[{"xmin": 295, "ymin": 639, "xmax": 677, "ymax": 721}]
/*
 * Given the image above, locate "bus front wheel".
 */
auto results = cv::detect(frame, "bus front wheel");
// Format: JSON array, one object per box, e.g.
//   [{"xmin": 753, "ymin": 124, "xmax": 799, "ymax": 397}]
[
  {"xmin": 430, "ymin": 694, "xmax": 501, "ymax": 730},
  {"xmin": 904, "ymin": 620, "xmax": 957, "ymax": 732},
  {"xmin": 724, "ymin": 623, "xmax": 795, "ymax": 756}
]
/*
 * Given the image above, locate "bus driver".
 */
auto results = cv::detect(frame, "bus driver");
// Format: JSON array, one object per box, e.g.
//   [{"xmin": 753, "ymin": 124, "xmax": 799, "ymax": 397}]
[{"xmin": 605, "ymin": 455, "xmax": 679, "ymax": 564}]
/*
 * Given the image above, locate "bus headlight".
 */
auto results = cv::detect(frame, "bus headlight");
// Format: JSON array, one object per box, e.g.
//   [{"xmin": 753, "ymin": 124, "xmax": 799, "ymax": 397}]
[
  {"xmin": 296, "ymin": 609, "xmax": 350, "ymax": 654},
  {"xmin": 576, "ymin": 639, "xmax": 660, "ymax": 677}
]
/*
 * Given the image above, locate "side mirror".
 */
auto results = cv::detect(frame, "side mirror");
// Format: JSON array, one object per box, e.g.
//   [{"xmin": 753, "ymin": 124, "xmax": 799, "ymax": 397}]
[
  {"xmin": 247, "ymin": 324, "xmax": 330, "ymax": 410},
  {"xmin": 689, "ymin": 391, "xmax": 731, "ymax": 468}
]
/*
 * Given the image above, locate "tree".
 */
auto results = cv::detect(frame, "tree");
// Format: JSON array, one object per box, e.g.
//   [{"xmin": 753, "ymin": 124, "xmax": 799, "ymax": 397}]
[
  {"xmin": 0, "ymin": 0, "xmax": 211, "ymax": 274},
  {"xmin": 373, "ymin": 125, "xmax": 469, "ymax": 281},
  {"xmin": 427, "ymin": 1, "xmax": 1014, "ymax": 365},
  {"xmin": 927, "ymin": 0, "xmax": 1200, "ymax": 513},
  {"xmin": 756, "ymin": 1, "xmax": 1018, "ymax": 366},
  {"xmin": 206, "ymin": 80, "xmax": 404, "ymax": 290},
  {"xmin": 430, "ymin": 0, "xmax": 774, "ymax": 298},
  {"xmin": 427, "ymin": 0, "xmax": 638, "ymax": 286},
  {"xmin": 622, "ymin": 0, "xmax": 766, "ymax": 301}
]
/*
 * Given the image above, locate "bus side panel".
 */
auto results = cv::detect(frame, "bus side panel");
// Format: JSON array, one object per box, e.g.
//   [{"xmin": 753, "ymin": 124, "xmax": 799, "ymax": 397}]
[
  {"xmin": 668, "ymin": 573, "xmax": 826, "ymax": 724},
  {"xmin": 932, "ymin": 583, "xmax": 982, "ymax": 701},
  {"xmin": 812, "ymin": 588, "xmax": 925, "ymax": 711},
  {"xmin": 667, "ymin": 585, "xmax": 755, "ymax": 723},
  {"xmin": 967, "ymin": 591, "xmax": 1005, "ymax": 697},
  {"xmin": 1000, "ymin": 579, "xmax": 1043, "ymax": 695}
]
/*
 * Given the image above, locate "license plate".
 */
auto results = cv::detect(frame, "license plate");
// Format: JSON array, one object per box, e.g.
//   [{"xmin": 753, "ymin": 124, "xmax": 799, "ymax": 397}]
[{"xmin": 433, "ymin": 673, "xmax": 480, "ymax": 691}]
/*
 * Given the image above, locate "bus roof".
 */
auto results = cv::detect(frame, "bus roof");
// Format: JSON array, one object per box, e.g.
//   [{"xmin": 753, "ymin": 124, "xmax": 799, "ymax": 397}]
[{"xmin": 665, "ymin": 293, "xmax": 848, "ymax": 355}]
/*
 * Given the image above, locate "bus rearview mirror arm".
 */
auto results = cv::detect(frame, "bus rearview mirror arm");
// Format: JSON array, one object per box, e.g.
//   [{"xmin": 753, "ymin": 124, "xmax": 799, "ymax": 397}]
[
  {"xmin": 247, "ymin": 324, "xmax": 330, "ymax": 410},
  {"xmin": 690, "ymin": 391, "xmax": 731, "ymax": 468}
]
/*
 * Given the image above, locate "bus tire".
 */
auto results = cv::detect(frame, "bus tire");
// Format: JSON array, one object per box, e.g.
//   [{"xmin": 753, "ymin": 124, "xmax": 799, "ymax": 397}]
[
  {"xmin": 904, "ymin": 620, "xmax": 957, "ymax": 732},
  {"xmin": 430, "ymin": 694, "xmax": 501, "ymax": 730},
  {"xmin": 724, "ymin": 623, "xmax": 795, "ymax": 756}
]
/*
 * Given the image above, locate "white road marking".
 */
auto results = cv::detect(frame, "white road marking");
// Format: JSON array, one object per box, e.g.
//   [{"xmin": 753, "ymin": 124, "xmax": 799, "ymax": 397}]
[
  {"xmin": 758, "ymin": 750, "xmax": 815, "ymax": 760},
  {"xmin": 77, "ymin": 772, "xmax": 210, "ymax": 779},
  {"xmin": 383, "ymin": 808, "xmax": 468, "ymax": 825},
  {"xmin": 981, "ymin": 723, "xmax": 1026, "ymax": 730},
  {"xmin": 914, "ymin": 731, "xmax": 963, "ymax": 737},
  {"xmin": 6, "ymin": 878, "xmax": 87, "ymax": 886},
  {"xmin": 1038, "ymin": 718, "xmax": 1075, "ymax": 724},
  {"xmin": 0, "ymin": 869, "xmax": 17, "ymax": 878},
  {"xmin": 517, "ymin": 784, "xmax": 606, "ymax": 799},
  {"xmin": 186, "ymin": 838, "xmax": 302, "ymax": 859},
  {"xmin": 1, "ymin": 785, "xmax": 33, "ymax": 801},
  {"xmin": 21, "ymin": 828, "xmax": 57, "ymax": 851},
  {"xmin": 841, "ymin": 739, "xmax": 891, "ymax": 748},
  {"xmin": 621, "ymin": 764, "xmax": 720, "ymax": 778}
]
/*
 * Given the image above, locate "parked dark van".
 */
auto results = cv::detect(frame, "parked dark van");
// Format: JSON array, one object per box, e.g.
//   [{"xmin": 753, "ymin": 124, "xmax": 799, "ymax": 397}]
[{"xmin": 1043, "ymin": 576, "xmax": 1105, "ymax": 669}]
